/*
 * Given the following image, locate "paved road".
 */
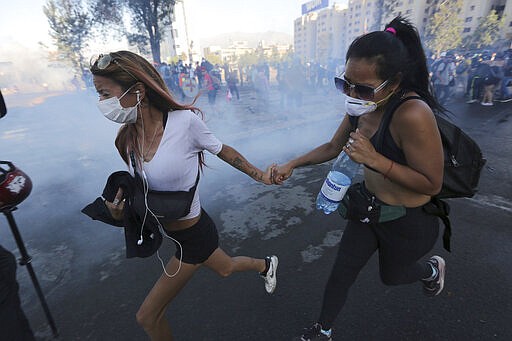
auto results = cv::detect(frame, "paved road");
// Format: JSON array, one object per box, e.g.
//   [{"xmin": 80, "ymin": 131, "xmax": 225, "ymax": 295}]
[{"xmin": 1, "ymin": 86, "xmax": 511, "ymax": 340}]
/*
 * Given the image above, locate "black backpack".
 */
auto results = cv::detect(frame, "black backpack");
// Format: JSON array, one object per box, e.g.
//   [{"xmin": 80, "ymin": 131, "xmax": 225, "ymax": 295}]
[{"xmin": 351, "ymin": 95, "xmax": 486, "ymax": 251}]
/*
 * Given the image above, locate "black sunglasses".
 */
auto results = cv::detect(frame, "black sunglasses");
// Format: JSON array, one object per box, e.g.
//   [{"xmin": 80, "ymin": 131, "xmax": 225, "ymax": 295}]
[{"xmin": 334, "ymin": 73, "xmax": 389, "ymax": 101}]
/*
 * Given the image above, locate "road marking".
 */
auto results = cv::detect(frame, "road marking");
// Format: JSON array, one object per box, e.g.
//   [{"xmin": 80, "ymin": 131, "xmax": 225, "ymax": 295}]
[
  {"xmin": 301, "ymin": 230, "xmax": 343, "ymax": 263},
  {"xmin": 466, "ymin": 194, "xmax": 512, "ymax": 213}
]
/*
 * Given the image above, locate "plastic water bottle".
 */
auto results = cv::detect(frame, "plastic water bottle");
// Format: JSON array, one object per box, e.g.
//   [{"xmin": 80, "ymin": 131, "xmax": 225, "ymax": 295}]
[{"xmin": 316, "ymin": 151, "xmax": 360, "ymax": 214}]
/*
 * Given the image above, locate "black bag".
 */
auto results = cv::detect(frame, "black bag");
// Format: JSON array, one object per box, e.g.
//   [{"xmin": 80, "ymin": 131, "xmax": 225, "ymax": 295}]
[
  {"xmin": 434, "ymin": 114, "xmax": 486, "ymax": 199},
  {"xmin": 131, "ymin": 172, "xmax": 198, "ymax": 223},
  {"xmin": 130, "ymin": 152, "xmax": 199, "ymax": 224},
  {"xmin": 338, "ymin": 183, "xmax": 406, "ymax": 224}
]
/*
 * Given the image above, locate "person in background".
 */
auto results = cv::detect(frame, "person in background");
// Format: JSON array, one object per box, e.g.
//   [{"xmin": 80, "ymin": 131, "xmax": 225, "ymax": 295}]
[
  {"xmin": 226, "ymin": 70, "xmax": 240, "ymax": 101},
  {"xmin": 466, "ymin": 55, "xmax": 488, "ymax": 104},
  {"xmin": 433, "ymin": 52, "xmax": 456, "ymax": 105},
  {"xmin": 0, "ymin": 245, "xmax": 36, "ymax": 341},
  {"xmin": 481, "ymin": 53, "xmax": 505, "ymax": 106},
  {"xmin": 89, "ymin": 51, "xmax": 278, "ymax": 341},
  {"xmin": 272, "ymin": 17, "xmax": 445, "ymax": 340},
  {"xmin": 201, "ymin": 67, "xmax": 218, "ymax": 108}
]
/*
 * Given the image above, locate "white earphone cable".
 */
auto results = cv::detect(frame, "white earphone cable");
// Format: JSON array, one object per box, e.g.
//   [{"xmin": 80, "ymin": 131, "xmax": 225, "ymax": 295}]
[{"xmin": 138, "ymin": 110, "xmax": 183, "ymax": 278}]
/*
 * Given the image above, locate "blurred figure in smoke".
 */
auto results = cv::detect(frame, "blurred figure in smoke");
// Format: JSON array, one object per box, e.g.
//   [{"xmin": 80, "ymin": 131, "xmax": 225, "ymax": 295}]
[
  {"xmin": 286, "ymin": 60, "xmax": 306, "ymax": 109},
  {"xmin": 0, "ymin": 245, "xmax": 36, "ymax": 341},
  {"xmin": 201, "ymin": 67, "xmax": 219, "ymax": 110},
  {"xmin": 226, "ymin": 70, "xmax": 240, "ymax": 101},
  {"xmin": 432, "ymin": 51, "xmax": 456, "ymax": 105},
  {"xmin": 253, "ymin": 67, "xmax": 270, "ymax": 112},
  {"xmin": 89, "ymin": 51, "xmax": 278, "ymax": 341},
  {"xmin": 272, "ymin": 17, "xmax": 446, "ymax": 340}
]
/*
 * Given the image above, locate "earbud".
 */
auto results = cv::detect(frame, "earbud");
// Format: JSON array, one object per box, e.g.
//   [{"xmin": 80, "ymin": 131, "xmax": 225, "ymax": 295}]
[
  {"xmin": 135, "ymin": 90, "xmax": 140, "ymax": 94},
  {"xmin": 137, "ymin": 237, "xmax": 143, "ymax": 245}
]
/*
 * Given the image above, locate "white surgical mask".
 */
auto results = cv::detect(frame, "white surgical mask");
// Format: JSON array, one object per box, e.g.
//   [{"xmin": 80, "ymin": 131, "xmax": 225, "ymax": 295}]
[
  {"xmin": 97, "ymin": 87, "xmax": 140, "ymax": 124},
  {"xmin": 344, "ymin": 92, "xmax": 394, "ymax": 117}
]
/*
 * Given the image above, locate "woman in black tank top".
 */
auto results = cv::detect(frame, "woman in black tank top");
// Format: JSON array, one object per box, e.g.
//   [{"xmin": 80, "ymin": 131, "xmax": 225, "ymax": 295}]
[{"xmin": 272, "ymin": 16, "xmax": 447, "ymax": 340}]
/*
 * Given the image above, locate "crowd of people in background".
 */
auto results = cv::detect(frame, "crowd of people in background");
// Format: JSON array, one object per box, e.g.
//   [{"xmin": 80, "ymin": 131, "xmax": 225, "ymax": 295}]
[
  {"xmin": 428, "ymin": 48, "xmax": 512, "ymax": 106},
  {"xmin": 79, "ymin": 47, "xmax": 512, "ymax": 112}
]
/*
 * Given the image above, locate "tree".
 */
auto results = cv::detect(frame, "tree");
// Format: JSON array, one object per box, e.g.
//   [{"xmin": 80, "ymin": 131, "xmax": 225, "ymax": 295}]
[
  {"xmin": 465, "ymin": 10, "xmax": 506, "ymax": 49},
  {"xmin": 425, "ymin": 0, "xmax": 464, "ymax": 55},
  {"xmin": 203, "ymin": 53, "xmax": 222, "ymax": 66},
  {"xmin": 44, "ymin": 0, "xmax": 92, "ymax": 73},
  {"xmin": 238, "ymin": 51, "xmax": 259, "ymax": 68},
  {"xmin": 91, "ymin": 0, "xmax": 176, "ymax": 63}
]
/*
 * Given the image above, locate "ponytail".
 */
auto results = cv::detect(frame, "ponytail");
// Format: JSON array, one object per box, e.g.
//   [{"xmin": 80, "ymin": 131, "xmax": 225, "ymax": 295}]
[{"xmin": 385, "ymin": 16, "xmax": 444, "ymax": 113}]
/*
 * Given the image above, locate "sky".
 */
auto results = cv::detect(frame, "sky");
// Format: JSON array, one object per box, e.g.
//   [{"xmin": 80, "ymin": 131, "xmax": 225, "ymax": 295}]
[{"xmin": 0, "ymin": 0, "xmax": 347, "ymax": 50}]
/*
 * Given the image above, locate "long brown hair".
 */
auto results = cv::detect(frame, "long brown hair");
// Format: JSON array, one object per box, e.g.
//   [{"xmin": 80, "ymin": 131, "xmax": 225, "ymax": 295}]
[{"xmin": 90, "ymin": 51, "xmax": 204, "ymax": 166}]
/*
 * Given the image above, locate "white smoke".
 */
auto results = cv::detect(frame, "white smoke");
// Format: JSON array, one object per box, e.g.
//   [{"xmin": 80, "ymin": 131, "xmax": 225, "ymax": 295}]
[{"xmin": 0, "ymin": 42, "xmax": 77, "ymax": 94}]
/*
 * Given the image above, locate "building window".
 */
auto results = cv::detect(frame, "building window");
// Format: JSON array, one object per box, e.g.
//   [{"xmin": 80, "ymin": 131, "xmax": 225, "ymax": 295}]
[
  {"xmin": 408, "ymin": 0, "xmax": 413, "ymax": 3},
  {"xmin": 406, "ymin": 9, "xmax": 411, "ymax": 14},
  {"xmin": 463, "ymin": 27, "xmax": 471, "ymax": 33},
  {"xmin": 509, "ymin": 21, "xmax": 512, "ymax": 27},
  {"xmin": 470, "ymin": 6, "xmax": 475, "ymax": 10},
  {"xmin": 465, "ymin": 17, "xmax": 472, "ymax": 22}
]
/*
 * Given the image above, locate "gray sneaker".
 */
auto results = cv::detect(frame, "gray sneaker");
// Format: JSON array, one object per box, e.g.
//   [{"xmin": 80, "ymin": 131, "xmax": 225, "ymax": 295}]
[
  {"xmin": 260, "ymin": 255, "xmax": 278, "ymax": 294},
  {"xmin": 422, "ymin": 256, "xmax": 446, "ymax": 297}
]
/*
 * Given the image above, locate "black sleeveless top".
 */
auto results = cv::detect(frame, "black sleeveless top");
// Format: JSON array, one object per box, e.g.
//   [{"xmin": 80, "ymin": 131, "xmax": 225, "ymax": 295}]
[{"xmin": 348, "ymin": 95, "xmax": 424, "ymax": 172}]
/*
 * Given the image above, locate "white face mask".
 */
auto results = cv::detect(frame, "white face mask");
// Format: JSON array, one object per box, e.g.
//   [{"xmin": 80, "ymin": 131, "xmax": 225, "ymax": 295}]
[
  {"xmin": 345, "ymin": 96, "xmax": 377, "ymax": 116},
  {"xmin": 344, "ymin": 92, "xmax": 394, "ymax": 117},
  {"xmin": 97, "ymin": 87, "xmax": 140, "ymax": 124}
]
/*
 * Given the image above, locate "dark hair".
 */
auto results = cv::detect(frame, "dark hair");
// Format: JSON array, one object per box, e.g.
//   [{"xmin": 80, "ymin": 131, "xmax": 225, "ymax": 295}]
[
  {"xmin": 90, "ymin": 51, "xmax": 204, "ymax": 166},
  {"xmin": 346, "ymin": 16, "xmax": 444, "ymax": 113}
]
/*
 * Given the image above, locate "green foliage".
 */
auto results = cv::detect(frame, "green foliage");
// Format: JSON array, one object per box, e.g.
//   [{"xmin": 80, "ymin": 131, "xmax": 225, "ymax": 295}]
[
  {"xmin": 91, "ymin": 0, "xmax": 176, "ymax": 63},
  {"xmin": 238, "ymin": 51, "xmax": 260, "ymax": 67},
  {"xmin": 44, "ymin": 0, "xmax": 92, "ymax": 73},
  {"xmin": 204, "ymin": 53, "xmax": 222, "ymax": 65},
  {"xmin": 466, "ymin": 10, "xmax": 506, "ymax": 49},
  {"xmin": 425, "ymin": 0, "xmax": 464, "ymax": 55}
]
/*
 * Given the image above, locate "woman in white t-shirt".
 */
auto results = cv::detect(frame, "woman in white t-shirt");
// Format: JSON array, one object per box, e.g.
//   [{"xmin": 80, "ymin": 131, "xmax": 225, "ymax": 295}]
[{"xmin": 90, "ymin": 51, "xmax": 278, "ymax": 341}]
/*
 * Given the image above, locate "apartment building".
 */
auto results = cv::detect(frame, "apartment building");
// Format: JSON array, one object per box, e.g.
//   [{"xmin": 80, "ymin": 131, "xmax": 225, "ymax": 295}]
[
  {"xmin": 294, "ymin": 0, "xmax": 512, "ymax": 64},
  {"xmin": 294, "ymin": 3, "xmax": 348, "ymax": 64}
]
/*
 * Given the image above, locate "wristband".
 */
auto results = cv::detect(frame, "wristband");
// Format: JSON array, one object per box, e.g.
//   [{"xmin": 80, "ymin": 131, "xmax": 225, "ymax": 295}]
[{"xmin": 383, "ymin": 160, "xmax": 394, "ymax": 179}]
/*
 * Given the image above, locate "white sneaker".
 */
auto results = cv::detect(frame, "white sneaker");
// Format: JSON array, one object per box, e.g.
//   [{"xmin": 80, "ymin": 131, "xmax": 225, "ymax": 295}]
[{"xmin": 260, "ymin": 255, "xmax": 278, "ymax": 294}]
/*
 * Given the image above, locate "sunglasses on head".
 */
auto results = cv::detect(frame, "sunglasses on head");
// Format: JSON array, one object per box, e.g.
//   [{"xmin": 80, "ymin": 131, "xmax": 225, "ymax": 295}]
[
  {"xmin": 90, "ymin": 53, "xmax": 138, "ymax": 81},
  {"xmin": 334, "ymin": 73, "xmax": 389, "ymax": 101}
]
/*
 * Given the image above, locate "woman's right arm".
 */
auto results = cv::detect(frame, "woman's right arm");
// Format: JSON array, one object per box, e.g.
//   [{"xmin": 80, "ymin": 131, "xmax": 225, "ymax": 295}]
[{"xmin": 273, "ymin": 115, "xmax": 353, "ymax": 184}]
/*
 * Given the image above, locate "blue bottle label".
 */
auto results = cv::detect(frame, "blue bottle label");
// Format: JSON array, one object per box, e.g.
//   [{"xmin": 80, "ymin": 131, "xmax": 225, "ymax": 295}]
[{"xmin": 320, "ymin": 177, "xmax": 349, "ymax": 203}]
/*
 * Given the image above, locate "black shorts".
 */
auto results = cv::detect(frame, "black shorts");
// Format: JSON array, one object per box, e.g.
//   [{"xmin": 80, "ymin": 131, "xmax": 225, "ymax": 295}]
[{"xmin": 165, "ymin": 210, "xmax": 219, "ymax": 264}]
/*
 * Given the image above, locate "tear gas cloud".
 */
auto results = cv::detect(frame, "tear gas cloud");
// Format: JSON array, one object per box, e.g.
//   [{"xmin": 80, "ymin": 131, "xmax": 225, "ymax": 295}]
[
  {"xmin": 0, "ymin": 53, "xmax": 344, "ymax": 270},
  {"xmin": 0, "ymin": 42, "xmax": 78, "ymax": 94}
]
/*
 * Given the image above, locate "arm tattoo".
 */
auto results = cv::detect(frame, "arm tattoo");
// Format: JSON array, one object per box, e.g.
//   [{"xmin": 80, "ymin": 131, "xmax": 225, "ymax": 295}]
[{"xmin": 231, "ymin": 156, "xmax": 262, "ymax": 181}]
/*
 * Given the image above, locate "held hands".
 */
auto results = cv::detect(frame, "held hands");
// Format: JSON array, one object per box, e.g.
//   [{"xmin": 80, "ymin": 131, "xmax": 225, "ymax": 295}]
[
  {"xmin": 260, "ymin": 164, "xmax": 276, "ymax": 185},
  {"xmin": 104, "ymin": 188, "xmax": 125, "ymax": 221},
  {"xmin": 343, "ymin": 128, "xmax": 376, "ymax": 165},
  {"xmin": 270, "ymin": 163, "xmax": 294, "ymax": 185}
]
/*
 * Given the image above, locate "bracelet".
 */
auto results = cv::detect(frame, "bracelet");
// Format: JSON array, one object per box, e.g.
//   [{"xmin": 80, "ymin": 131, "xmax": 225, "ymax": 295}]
[{"xmin": 383, "ymin": 160, "xmax": 394, "ymax": 179}]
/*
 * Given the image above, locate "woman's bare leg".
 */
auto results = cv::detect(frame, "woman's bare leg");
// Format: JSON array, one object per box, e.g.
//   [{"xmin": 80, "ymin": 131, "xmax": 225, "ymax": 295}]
[
  {"xmin": 203, "ymin": 248, "xmax": 266, "ymax": 277},
  {"xmin": 136, "ymin": 257, "xmax": 200, "ymax": 341}
]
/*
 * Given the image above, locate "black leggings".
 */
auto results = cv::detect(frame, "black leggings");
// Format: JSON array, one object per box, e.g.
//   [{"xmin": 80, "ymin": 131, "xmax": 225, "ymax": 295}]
[{"xmin": 318, "ymin": 205, "xmax": 439, "ymax": 329}]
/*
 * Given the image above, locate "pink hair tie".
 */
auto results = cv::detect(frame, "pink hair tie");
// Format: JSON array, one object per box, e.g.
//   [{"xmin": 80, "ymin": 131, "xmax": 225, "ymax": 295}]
[{"xmin": 385, "ymin": 27, "xmax": 397, "ymax": 35}]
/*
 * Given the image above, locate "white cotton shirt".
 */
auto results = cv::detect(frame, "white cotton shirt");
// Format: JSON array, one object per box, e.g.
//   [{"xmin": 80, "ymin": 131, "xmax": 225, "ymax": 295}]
[{"xmin": 136, "ymin": 109, "xmax": 223, "ymax": 220}]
